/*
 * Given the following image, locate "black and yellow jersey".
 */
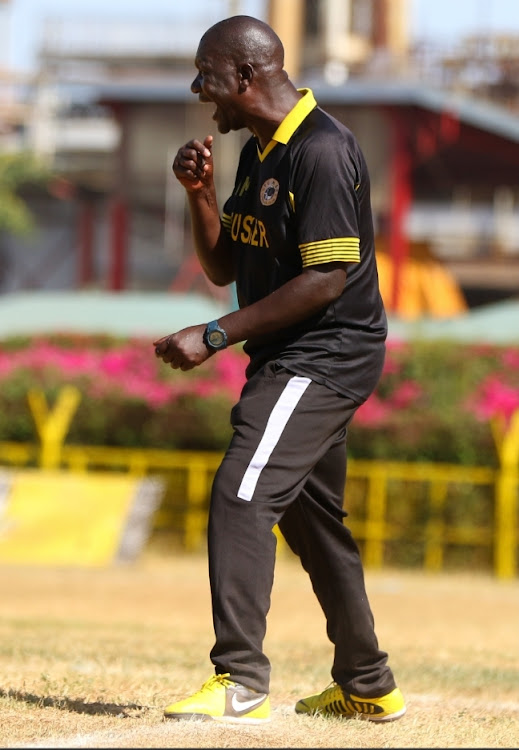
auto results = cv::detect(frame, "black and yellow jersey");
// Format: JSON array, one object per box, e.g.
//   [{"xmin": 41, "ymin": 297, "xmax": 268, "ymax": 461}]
[{"xmin": 222, "ymin": 88, "xmax": 387, "ymax": 404}]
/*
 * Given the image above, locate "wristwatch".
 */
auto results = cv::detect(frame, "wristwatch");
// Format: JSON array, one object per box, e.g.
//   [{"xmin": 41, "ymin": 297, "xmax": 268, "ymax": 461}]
[{"xmin": 203, "ymin": 320, "xmax": 228, "ymax": 351}]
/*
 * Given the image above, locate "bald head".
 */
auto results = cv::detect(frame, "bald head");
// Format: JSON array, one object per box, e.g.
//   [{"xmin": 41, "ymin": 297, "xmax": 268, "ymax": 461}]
[
  {"xmin": 192, "ymin": 15, "xmax": 300, "ymax": 143},
  {"xmin": 200, "ymin": 15, "xmax": 285, "ymax": 76}
]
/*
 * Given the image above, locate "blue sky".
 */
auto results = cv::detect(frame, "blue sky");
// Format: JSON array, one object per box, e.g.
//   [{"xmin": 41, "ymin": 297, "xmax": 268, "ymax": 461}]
[
  {"xmin": 4, "ymin": 0, "xmax": 519, "ymax": 72},
  {"xmin": 412, "ymin": 0, "xmax": 519, "ymax": 40}
]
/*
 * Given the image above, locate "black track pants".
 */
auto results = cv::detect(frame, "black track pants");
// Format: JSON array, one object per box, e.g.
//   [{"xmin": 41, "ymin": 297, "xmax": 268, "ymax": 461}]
[{"xmin": 208, "ymin": 362, "xmax": 396, "ymax": 696}]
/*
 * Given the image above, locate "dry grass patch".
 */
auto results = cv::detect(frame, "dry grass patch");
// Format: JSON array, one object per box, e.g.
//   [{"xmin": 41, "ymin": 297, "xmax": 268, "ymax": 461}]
[{"xmin": 0, "ymin": 551, "xmax": 517, "ymax": 748}]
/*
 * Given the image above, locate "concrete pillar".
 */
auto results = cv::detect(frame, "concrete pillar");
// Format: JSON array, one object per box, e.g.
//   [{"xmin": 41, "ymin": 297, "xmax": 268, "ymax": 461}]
[{"xmin": 267, "ymin": 0, "xmax": 305, "ymax": 80}]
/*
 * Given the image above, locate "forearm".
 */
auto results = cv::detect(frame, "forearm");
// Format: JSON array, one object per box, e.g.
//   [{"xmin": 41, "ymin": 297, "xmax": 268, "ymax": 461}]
[
  {"xmin": 219, "ymin": 265, "xmax": 347, "ymax": 347},
  {"xmin": 153, "ymin": 265, "xmax": 347, "ymax": 372},
  {"xmin": 187, "ymin": 189, "xmax": 235, "ymax": 287},
  {"xmin": 172, "ymin": 135, "xmax": 234, "ymax": 286}
]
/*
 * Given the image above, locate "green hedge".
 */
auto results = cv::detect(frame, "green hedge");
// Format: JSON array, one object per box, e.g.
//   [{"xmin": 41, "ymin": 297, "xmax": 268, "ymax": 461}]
[{"xmin": 0, "ymin": 333, "xmax": 518, "ymax": 467}]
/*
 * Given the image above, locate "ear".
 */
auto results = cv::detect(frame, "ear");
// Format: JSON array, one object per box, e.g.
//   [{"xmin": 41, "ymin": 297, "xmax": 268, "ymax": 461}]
[{"xmin": 238, "ymin": 63, "xmax": 253, "ymax": 92}]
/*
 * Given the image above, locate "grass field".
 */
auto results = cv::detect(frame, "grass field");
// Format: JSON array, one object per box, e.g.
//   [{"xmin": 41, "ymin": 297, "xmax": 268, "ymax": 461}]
[{"xmin": 0, "ymin": 549, "xmax": 517, "ymax": 748}]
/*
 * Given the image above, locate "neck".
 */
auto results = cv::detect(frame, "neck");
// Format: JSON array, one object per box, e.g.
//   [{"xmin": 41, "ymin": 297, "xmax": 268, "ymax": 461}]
[{"xmin": 249, "ymin": 83, "xmax": 302, "ymax": 151}]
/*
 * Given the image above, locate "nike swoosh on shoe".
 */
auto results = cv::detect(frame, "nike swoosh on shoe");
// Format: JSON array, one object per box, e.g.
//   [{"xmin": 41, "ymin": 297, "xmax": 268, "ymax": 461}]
[{"xmin": 231, "ymin": 693, "xmax": 266, "ymax": 714}]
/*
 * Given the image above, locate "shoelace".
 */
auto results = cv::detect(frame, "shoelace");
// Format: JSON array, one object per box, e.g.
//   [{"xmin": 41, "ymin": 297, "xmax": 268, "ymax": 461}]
[{"xmin": 200, "ymin": 673, "xmax": 233, "ymax": 692}]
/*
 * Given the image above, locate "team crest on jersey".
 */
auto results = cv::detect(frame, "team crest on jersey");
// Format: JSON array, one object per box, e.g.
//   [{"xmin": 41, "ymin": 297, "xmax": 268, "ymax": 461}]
[{"xmin": 260, "ymin": 178, "xmax": 280, "ymax": 206}]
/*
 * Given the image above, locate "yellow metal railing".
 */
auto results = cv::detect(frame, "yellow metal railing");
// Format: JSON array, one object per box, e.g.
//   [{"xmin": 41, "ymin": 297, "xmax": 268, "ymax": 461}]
[
  {"xmin": 345, "ymin": 460, "xmax": 497, "ymax": 571},
  {"xmin": 0, "ymin": 386, "xmax": 516, "ymax": 578}
]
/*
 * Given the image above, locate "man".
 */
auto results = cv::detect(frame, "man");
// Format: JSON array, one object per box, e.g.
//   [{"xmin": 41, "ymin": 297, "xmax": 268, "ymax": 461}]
[{"xmin": 154, "ymin": 15, "xmax": 406, "ymax": 725}]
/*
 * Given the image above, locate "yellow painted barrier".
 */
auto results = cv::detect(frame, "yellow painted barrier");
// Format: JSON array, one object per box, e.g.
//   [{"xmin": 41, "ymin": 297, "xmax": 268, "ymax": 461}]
[
  {"xmin": 0, "ymin": 468, "xmax": 163, "ymax": 567},
  {"xmin": 0, "ymin": 441, "xmax": 514, "ymax": 576},
  {"xmin": 346, "ymin": 460, "xmax": 497, "ymax": 571},
  {"xmin": 0, "ymin": 387, "xmax": 516, "ymax": 577},
  {"xmin": 27, "ymin": 386, "xmax": 81, "ymax": 469},
  {"xmin": 491, "ymin": 411, "xmax": 519, "ymax": 579}
]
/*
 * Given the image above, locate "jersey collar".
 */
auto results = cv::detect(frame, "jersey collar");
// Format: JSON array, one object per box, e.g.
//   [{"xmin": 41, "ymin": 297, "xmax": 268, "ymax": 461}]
[{"xmin": 257, "ymin": 88, "xmax": 317, "ymax": 161}]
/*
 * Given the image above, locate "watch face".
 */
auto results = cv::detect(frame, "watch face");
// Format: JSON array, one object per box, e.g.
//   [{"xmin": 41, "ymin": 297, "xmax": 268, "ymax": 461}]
[{"xmin": 208, "ymin": 329, "xmax": 225, "ymax": 347}]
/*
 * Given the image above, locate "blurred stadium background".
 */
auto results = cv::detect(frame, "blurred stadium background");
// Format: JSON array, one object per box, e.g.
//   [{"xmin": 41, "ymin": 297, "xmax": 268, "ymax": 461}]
[{"xmin": 0, "ymin": 0, "xmax": 517, "ymax": 576}]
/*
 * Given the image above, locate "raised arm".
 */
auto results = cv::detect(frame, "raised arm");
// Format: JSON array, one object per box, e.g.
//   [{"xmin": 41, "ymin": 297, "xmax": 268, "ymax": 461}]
[{"xmin": 172, "ymin": 135, "xmax": 235, "ymax": 287}]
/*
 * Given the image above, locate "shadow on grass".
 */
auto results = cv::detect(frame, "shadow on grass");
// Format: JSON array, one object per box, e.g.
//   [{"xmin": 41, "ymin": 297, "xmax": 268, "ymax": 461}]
[{"xmin": 0, "ymin": 687, "xmax": 150, "ymax": 717}]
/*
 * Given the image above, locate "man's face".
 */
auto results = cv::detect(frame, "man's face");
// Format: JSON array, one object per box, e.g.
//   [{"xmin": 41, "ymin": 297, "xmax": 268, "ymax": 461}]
[{"xmin": 191, "ymin": 37, "xmax": 247, "ymax": 134}]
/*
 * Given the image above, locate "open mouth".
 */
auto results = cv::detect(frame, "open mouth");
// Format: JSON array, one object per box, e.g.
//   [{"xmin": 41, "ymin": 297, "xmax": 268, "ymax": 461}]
[{"xmin": 198, "ymin": 95, "xmax": 218, "ymax": 121}]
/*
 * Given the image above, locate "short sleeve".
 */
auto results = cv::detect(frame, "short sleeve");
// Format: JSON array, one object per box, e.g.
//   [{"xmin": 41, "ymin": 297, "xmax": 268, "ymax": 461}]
[{"xmin": 291, "ymin": 134, "xmax": 362, "ymax": 267}]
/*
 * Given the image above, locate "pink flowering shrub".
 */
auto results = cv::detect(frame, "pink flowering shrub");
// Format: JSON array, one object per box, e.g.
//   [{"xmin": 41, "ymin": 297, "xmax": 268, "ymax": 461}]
[
  {"xmin": 0, "ymin": 334, "xmax": 246, "ymax": 450},
  {"xmin": 0, "ymin": 334, "xmax": 517, "ymax": 463},
  {"xmin": 0, "ymin": 335, "xmax": 246, "ymax": 407},
  {"xmin": 351, "ymin": 339, "xmax": 519, "ymax": 465},
  {"xmin": 471, "ymin": 377, "xmax": 519, "ymax": 424}
]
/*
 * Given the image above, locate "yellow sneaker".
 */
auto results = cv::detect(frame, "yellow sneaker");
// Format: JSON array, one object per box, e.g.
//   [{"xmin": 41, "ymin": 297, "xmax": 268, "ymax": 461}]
[
  {"xmin": 295, "ymin": 683, "xmax": 406, "ymax": 722},
  {"xmin": 164, "ymin": 673, "xmax": 270, "ymax": 724}
]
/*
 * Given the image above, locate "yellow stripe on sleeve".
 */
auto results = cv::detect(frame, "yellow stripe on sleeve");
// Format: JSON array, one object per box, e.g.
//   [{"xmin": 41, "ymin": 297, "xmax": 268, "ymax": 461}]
[
  {"xmin": 299, "ymin": 237, "xmax": 360, "ymax": 267},
  {"xmin": 222, "ymin": 212, "xmax": 232, "ymax": 233}
]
